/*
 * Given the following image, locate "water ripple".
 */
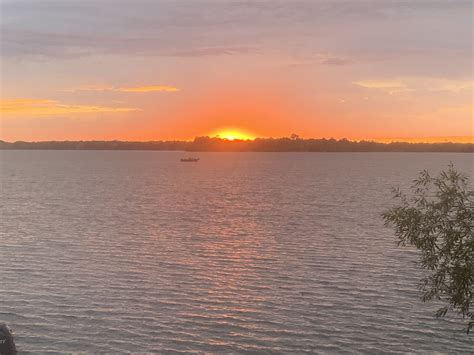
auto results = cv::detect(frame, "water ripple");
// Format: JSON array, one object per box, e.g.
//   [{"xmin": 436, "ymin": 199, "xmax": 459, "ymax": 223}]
[{"xmin": 1, "ymin": 151, "xmax": 472, "ymax": 353}]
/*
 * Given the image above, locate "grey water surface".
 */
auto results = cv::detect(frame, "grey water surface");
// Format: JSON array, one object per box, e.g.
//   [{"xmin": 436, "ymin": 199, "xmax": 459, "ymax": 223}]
[{"xmin": 0, "ymin": 151, "xmax": 472, "ymax": 353}]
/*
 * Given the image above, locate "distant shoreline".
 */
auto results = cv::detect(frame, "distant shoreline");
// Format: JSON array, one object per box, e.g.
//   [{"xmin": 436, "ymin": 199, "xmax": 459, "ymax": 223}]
[{"xmin": 1, "ymin": 138, "xmax": 473, "ymax": 153}]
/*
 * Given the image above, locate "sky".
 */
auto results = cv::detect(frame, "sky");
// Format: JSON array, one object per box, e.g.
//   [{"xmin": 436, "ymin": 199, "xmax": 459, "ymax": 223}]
[{"xmin": 0, "ymin": 0, "xmax": 472, "ymax": 142}]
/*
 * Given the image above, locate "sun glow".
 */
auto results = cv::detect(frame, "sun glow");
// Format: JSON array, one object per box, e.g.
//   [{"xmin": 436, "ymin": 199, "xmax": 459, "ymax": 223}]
[{"xmin": 212, "ymin": 129, "xmax": 256, "ymax": 141}]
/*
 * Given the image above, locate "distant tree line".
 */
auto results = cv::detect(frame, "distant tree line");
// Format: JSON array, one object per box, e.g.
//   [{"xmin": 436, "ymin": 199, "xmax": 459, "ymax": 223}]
[
  {"xmin": 1, "ymin": 137, "xmax": 472, "ymax": 152},
  {"xmin": 187, "ymin": 137, "xmax": 473, "ymax": 152},
  {"xmin": 0, "ymin": 140, "xmax": 188, "ymax": 151}
]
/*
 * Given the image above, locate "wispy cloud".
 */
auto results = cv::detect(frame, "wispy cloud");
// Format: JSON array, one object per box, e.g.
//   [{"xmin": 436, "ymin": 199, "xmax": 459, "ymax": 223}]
[
  {"xmin": 321, "ymin": 57, "xmax": 353, "ymax": 66},
  {"xmin": 118, "ymin": 85, "xmax": 179, "ymax": 93},
  {"xmin": 353, "ymin": 80, "xmax": 405, "ymax": 89},
  {"xmin": 168, "ymin": 46, "xmax": 257, "ymax": 57},
  {"xmin": 428, "ymin": 80, "xmax": 473, "ymax": 93},
  {"xmin": 0, "ymin": 98, "xmax": 139, "ymax": 116},
  {"xmin": 285, "ymin": 53, "xmax": 354, "ymax": 68},
  {"xmin": 353, "ymin": 78, "xmax": 473, "ymax": 94},
  {"xmin": 63, "ymin": 85, "xmax": 179, "ymax": 93}
]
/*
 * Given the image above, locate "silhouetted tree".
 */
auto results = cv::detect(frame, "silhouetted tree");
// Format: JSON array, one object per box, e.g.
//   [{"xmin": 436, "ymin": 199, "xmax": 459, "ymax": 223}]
[{"xmin": 383, "ymin": 164, "xmax": 473, "ymax": 333}]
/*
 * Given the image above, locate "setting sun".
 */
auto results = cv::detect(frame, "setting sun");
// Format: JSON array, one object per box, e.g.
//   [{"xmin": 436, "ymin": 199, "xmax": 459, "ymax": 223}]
[{"xmin": 211, "ymin": 128, "xmax": 256, "ymax": 141}]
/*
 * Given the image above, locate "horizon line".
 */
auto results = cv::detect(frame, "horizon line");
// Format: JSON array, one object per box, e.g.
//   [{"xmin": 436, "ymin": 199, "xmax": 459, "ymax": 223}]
[{"xmin": 1, "ymin": 136, "xmax": 473, "ymax": 145}]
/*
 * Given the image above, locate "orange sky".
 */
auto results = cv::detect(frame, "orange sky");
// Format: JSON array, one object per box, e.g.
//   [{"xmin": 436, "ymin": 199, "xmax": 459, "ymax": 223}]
[{"xmin": 0, "ymin": 1, "xmax": 472, "ymax": 142}]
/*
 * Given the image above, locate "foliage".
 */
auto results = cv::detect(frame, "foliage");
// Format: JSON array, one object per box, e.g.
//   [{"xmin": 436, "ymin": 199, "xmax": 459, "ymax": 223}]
[{"xmin": 383, "ymin": 164, "xmax": 473, "ymax": 333}]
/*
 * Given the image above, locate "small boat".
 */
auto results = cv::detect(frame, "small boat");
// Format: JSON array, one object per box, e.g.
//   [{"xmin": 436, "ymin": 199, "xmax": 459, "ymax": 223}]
[
  {"xmin": 0, "ymin": 324, "xmax": 17, "ymax": 355},
  {"xmin": 180, "ymin": 158, "xmax": 200, "ymax": 162}
]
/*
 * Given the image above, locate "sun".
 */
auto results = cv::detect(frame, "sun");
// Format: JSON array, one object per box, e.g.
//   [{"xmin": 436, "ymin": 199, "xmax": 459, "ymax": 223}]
[{"xmin": 211, "ymin": 128, "xmax": 256, "ymax": 141}]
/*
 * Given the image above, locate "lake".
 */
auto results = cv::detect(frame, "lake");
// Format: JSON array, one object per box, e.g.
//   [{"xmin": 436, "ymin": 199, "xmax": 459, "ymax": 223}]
[{"xmin": 0, "ymin": 151, "xmax": 472, "ymax": 353}]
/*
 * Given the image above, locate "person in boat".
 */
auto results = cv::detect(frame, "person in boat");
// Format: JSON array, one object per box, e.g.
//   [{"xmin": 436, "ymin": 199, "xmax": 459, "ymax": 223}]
[{"xmin": 0, "ymin": 324, "xmax": 16, "ymax": 355}]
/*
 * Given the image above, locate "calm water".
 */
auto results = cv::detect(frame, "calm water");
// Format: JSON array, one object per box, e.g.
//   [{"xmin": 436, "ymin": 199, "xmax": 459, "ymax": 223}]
[{"xmin": 0, "ymin": 151, "xmax": 472, "ymax": 353}]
